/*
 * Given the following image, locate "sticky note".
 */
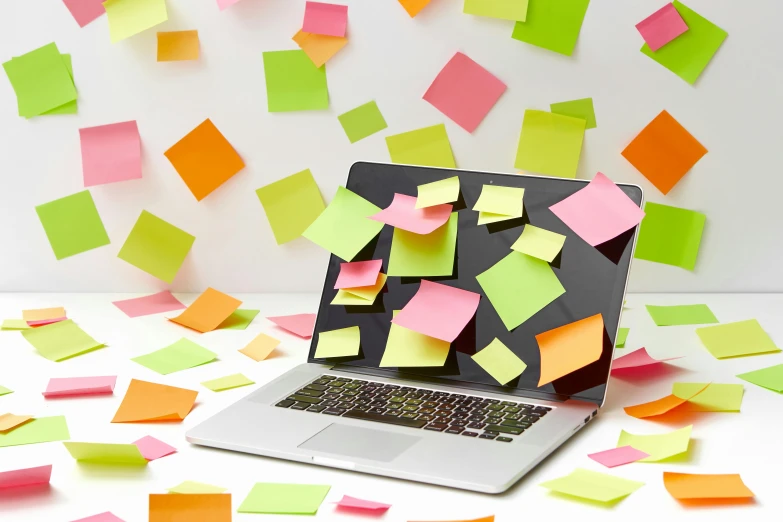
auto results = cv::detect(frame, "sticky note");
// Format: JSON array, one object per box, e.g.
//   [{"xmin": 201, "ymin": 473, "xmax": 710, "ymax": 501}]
[
  {"xmin": 256, "ymin": 169, "xmax": 326, "ymax": 245},
  {"xmin": 0, "ymin": 386, "xmax": 12, "ymax": 397},
  {"xmin": 302, "ymin": 186, "xmax": 383, "ymax": 261},
  {"xmin": 550, "ymin": 97, "xmax": 596, "ymax": 129},
  {"xmin": 71, "ymin": 513, "xmax": 125, "ymax": 522},
  {"xmin": 622, "ymin": 110, "xmax": 707, "ymax": 195},
  {"xmin": 423, "ymin": 52, "xmax": 506, "ymax": 133},
  {"xmin": 23, "ymin": 307, "xmax": 66, "ymax": 324},
  {"xmin": 2, "ymin": 42, "xmax": 77, "ymax": 117},
  {"xmin": 112, "ymin": 379, "xmax": 198, "ymax": 423},
  {"xmin": 335, "ymin": 495, "xmax": 391, "ymax": 512},
  {"xmin": 473, "ymin": 185, "xmax": 524, "ymax": 225},
  {"xmin": 511, "ymin": 0, "xmax": 591, "ymax": 56},
  {"xmin": 238, "ymin": 483, "xmax": 331, "ymax": 515},
  {"xmin": 303, "ymin": 2, "xmax": 348, "ymax": 37},
  {"xmin": 463, "ymin": 0, "xmax": 528, "ymax": 21},
  {"xmin": 371, "ymin": 194, "xmax": 452, "ymax": 234},
  {"xmin": 331, "ymin": 273, "xmax": 387, "ymax": 305},
  {"xmin": 268, "ymin": 313, "xmax": 316, "ymax": 339},
  {"xmin": 0, "ymin": 414, "xmax": 33, "ymax": 433},
  {"xmin": 641, "ymin": 1, "xmax": 727, "ymax": 85},
  {"xmin": 623, "ymin": 384, "xmax": 708, "ymax": 419},
  {"xmin": 168, "ymin": 287, "xmax": 242, "ymax": 333},
  {"xmin": 43, "ymin": 376, "xmax": 116, "ymax": 398},
  {"xmin": 117, "ymin": 210, "xmax": 195, "ymax": 283},
  {"xmin": 217, "ymin": 309, "xmax": 260, "ymax": 330},
  {"xmin": 398, "ymin": 0, "xmax": 431, "ymax": 17},
  {"xmin": 239, "ymin": 333, "xmax": 280, "ymax": 361},
  {"xmin": 645, "ymin": 304, "xmax": 717, "ymax": 326},
  {"xmin": 511, "ymin": 225, "xmax": 565, "ymax": 262},
  {"xmin": 611, "ymin": 347, "xmax": 681, "ymax": 372},
  {"xmin": 664, "ymin": 472, "xmax": 754, "ymax": 500},
  {"xmin": 217, "ymin": 0, "xmax": 243, "ymax": 10},
  {"xmin": 536, "ymin": 314, "xmax": 603, "ymax": 386},
  {"xmin": 386, "ymin": 124, "xmax": 456, "ymax": 169},
  {"xmin": 636, "ymin": 3, "xmax": 688, "ymax": 51},
  {"xmin": 416, "ymin": 176, "xmax": 460, "ymax": 209},
  {"xmin": 633, "ymin": 202, "xmax": 705, "ymax": 270},
  {"xmin": 695, "ymin": 319, "xmax": 780, "ymax": 359},
  {"xmin": 737, "ymin": 364, "xmax": 783, "ymax": 393},
  {"xmin": 0, "ymin": 416, "xmax": 70, "ymax": 448},
  {"xmin": 0, "ymin": 465, "xmax": 52, "ymax": 489},
  {"xmin": 2, "ymin": 319, "xmax": 31, "ymax": 330},
  {"xmin": 164, "ymin": 119, "xmax": 245, "ymax": 201},
  {"xmin": 149, "ymin": 493, "xmax": 231, "ymax": 522},
  {"xmin": 64, "ymin": 442, "xmax": 148, "ymax": 465},
  {"xmin": 617, "ymin": 425, "xmax": 692, "ymax": 462},
  {"xmin": 132, "ymin": 338, "xmax": 217, "ymax": 375},
  {"xmin": 615, "ymin": 327, "xmax": 629, "ymax": 348},
  {"xmin": 388, "ymin": 212, "xmax": 457, "ymax": 277},
  {"xmin": 79, "ymin": 121, "xmax": 142, "ymax": 187},
  {"xmin": 335, "ymin": 259, "xmax": 382, "ymax": 289},
  {"xmin": 38, "ymin": 53, "xmax": 77, "ymax": 116},
  {"xmin": 314, "ymin": 326, "xmax": 361, "ymax": 358},
  {"xmin": 337, "ymin": 101, "xmax": 387, "ymax": 144},
  {"xmin": 263, "ymin": 50, "xmax": 329, "ymax": 112},
  {"xmin": 472, "ymin": 338, "xmax": 527, "ymax": 385},
  {"xmin": 293, "ymin": 30, "xmax": 347, "ymax": 68},
  {"xmin": 168, "ymin": 481, "xmax": 227, "ymax": 494},
  {"xmin": 393, "ymin": 281, "xmax": 481, "ymax": 342},
  {"xmin": 112, "ymin": 291, "xmax": 185, "ymax": 318},
  {"xmin": 673, "ymin": 383, "xmax": 744, "ymax": 412},
  {"xmin": 133, "ymin": 435, "xmax": 176, "ymax": 461},
  {"xmin": 63, "ymin": 0, "xmax": 106, "ymax": 27},
  {"xmin": 476, "ymin": 252, "xmax": 565, "ymax": 331},
  {"xmin": 588, "ymin": 446, "xmax": 649, "ymax": 468},
  {"xmin": 35, "ymin": 190, "xmax": 110, "ymax": 260},
  {"xmin": 540, "ymin": 468, "xmax": 644, "ymax": 503},
  {"xmin": 380, "ymin": 313, "xmax": 450, "ymax": 367},
  {"xmin": 104, "ymin": 0, "xmax": 168, "ymax": 43},
  {"xmin": 22, "ymin": 320, "xmax": 104, "ymax": 362},
  {"xmin": 157, "ymin": 30, "xmax": 199, "ymax": 61},
  {"xmin": 201, "ymin": 373, "xmax": 255, "ymax": 392},
  {"xmin": 514, "ymin": 110, "xmax": 585, "ymax": 178}
]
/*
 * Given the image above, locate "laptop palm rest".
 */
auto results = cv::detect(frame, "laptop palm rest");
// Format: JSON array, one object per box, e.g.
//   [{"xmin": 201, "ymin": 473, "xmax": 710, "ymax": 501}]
[{"xmin": 298, "ymin": 423, "xmax": 421, "ymax": 462}]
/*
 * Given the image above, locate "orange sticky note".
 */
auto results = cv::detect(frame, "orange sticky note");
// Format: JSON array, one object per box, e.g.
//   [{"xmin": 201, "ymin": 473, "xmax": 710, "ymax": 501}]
[
  {"xmin": 398, "ymin": 0, "xmax": 431, "ymax": 17},
  {"xmin": 149, "ymin": 493, "xmax": 231, "ymax": 522},
  {"xmin": 292, "ymin": 30, "xmax": 347, "ymax": 67},
  {"xmin": 168, "ymin": 288, "xmax": 242, "ymax": 333},
  {"xmin": 663, "ymin": 472, "xmax": 755, "ymax": 500},
  {"xmin": 23, "ymin": 307, "xmax": 66, "ymax": 324},
  {"xmin": 164, "ymin": 119, "xmax": 245, "ymax": 201},
  {"xmin": 621, "ymin": 110, "xmax": 707, "ymax": 195},
  {"xmin": 157, "ymin": 30, "xmax": 200, "ymax": 62},
  {"xmin": 112, "ymin": 379, "xmax": 198, "ymax": 423},
  {"xmin": 624, "ymin": 384, "xmax": 709, "ymax": 419},
  {"xmin": 239, "ymin": 333, "xmax": 280, "ymax": 362},
  {"xmin": 0, "ymin": 414, "xmax": 33, "ymax": 433},
  {"xmin": 536, "ymin": 314, "xmax": 604, "ymax": 387}
]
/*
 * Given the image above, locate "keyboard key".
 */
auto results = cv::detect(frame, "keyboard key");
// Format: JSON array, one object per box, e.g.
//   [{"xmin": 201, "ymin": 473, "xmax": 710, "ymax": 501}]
[
  {"xmin": 487, "ymin": 411, "xmax": 503, "ymax": 419},
  {"xmin": 353, "ymin": 405, "xmax": 370, "ymax": 412},
  {"xmin": 445, "ymin": 427, "xmax": 464, "ymax": 434},
  {"xmin": 450, "ymin": 420, "xmax": 468, "ymax": 427},
  {"xmin": 487, "ymin": 404, "xmax": 504, "ymax": 411},
  {"xmin": 305, "ymin": 383, "xmax": 329, "ymax": 391},
  {"xmin": 291, "ymin": 402, "xmax": 310, "ymax": 410},
  {"xmin": 496, "ymin": 437, "xmax": 513, "ymax": 442},
  {"xmin": 506, "ymin": 413, "xmax": 521, "ymax": 420},
  {"xmin": 419, "ymin": 408, "xmax": 436, "ymax": 414},
  {"xmin": 313, "ymin": 379, "xmax": 332, "ymax": 385},
  {"xmin": 324, "ymin": 393, "xmax": 341, "ymax": 400},
  {"xmin": 462, "ymin": 431, "xmax": 479, "ymax": 437},
  {"xmin": 424, "ymin": 423, "xmax": 448, "ymax": 432},
  {"xmin": 369, "ymin": 407, "xmax": 386, "ymax": 414},
  {"xmin": 389, "ymin": 396, "xmax": 405, "ymax": 403},
  {"xmin": 296, "ymin": 388, "xmax": 324, "ymax": 397},
  {"xmin": 321, "ymin": 400, "xmax": 338, "ymax": 407},
  {"xmin": 338, "ymin": 401, "xmax": 354, "ymax": 409},
  {"xmin": 341, "ymin": 390, "xmax": 359, "ymax": 397},
  {"xmin": 387, "ymin": 403, "xmax": 403, "ymax": 410},
  {"xmin": 336, "ymin": 377, "xmax": 352, "ymax": 382},
  {"xmin": 503, "ymin": 406, "xmax": 520, "ymax": 413},
  {"xmin": 406, "ymin": 399, "xmax": 424, "ymax": 405},
  {"xmin": 344, "ymin": 383, "xmax": 360, "ymax": 390},
  {"xmin": 501, "ymin": 401, "xmax": 516, "ymax": 406},
  {"xmin": 402, "ymin": 405, "xmax": 418, "ymax": 412},
  {"xmin": 479, "ymin": 433, "xmax": 497, "ymax": 440},
  {"xmin": 288, "ymin": 395, "xmax": 322, "ymax": 404},
  {"xmin": 467, "ymin": 422, "xmax": 486, "ymax": 430},
  {"xmin": 275, "ymin": 400, "xmax": 294, "ymax": 408},
  {"xmin": 321, "ymin": 375, "xmax": 336, "ymax": 381},
  {"xmin": 329, "ymin": 381, "xmax": 346, "ymax": 388},
  {"xmin": 343, "ymin": 409, "xmax": 427, "ymax": 428},
  {"xmin": 500, "ymin": 420, "xmax": 531, "ymax": 429},
  {"xmin": 485, "ymin": 424, "xmax": 524, "ymax": 435},
  {"xmin": 467, "ymin": 415, "xmax": 486, "ymax": 422},
  {"xmin": 418, "ymin": 414, "xmax": 435, "ymax": 422},
  {"xmin": 306, "ymin": 405, "xmax": 326, "ymax": 412},
  {"xmin": 400, "ymin": 413, "xmax": 418, "ymax": 419}
]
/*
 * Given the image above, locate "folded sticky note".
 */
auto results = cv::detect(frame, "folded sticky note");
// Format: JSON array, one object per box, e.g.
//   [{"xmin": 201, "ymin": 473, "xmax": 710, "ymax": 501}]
[
  {"xmin": 615, "ymin": 327, "xmax": 629, "ymax": 348},
  {"xmin": 514, "ymin": 109, "xmax": 585, "ymax": 178},
  {"xmin": 169, "ymin": 288, "xmax": 242, "ymax": 333},
  {"xmin": 293, "ymin": 30, "xmax": 347, "ymax": 68},
  {"xmin": 22, "ymin": 320, "xmax": 104, "ymax": 362},
  {"xmin": 335, "ymin": 495, "xmax": 391, "ymax": 512},
  {"xmin": 104, "ymin": 0, "xmax": 168, "ymax": 43},
  {"xmin": 201, "ymin": 373, "xmax": 255, "ymax": 392},
  {"xmin": 256, "ymin": 169, "xmax": 326, "ymax": 245},
  {"xmin": 550, "ymin": 97, "xmax": 596, "ymax": 129},
  {"xmin": 0, "ymin": 386, "xmax": 12, "ymax": 397},
  {"xmin": 157, "ymin": 30, "xmax": 200, "ymax": 61},
  {"xmin": 239, "ymin": 333, "xmax": 280, "ymax": 361},
  {"xmin": 587, "ymin": 446, "xmax": 649, "ymax": 468},
  {"xmin": 695, "ymin": 319, "xmax": 780, "ymax": 359},
  {"xmin": 611, "ymin": 347, "xmax": 681, "ymax": 373},
  {"xmin": 23, "ymin": 307, "xmax": 66, "ymax": 324},
  {"xmin": 0, "ymin": 414, "xmax": 33, "ymax": 433},
  {"xmin": 737, "ymin": 364, "xmax": 783, "ymax": 393},
  {"xmin": 472, "ymin": 338, "xmax": 527, "ymax": 385},
  {"xmin": 398, "ymin": 0, "xmax": 431, "ymax": 17},
  {"xmin": 633, "ymin": 202, "xmax": 705, "ymax": 270},
  {"xmin": 645, "ymin": 304, "xmax": 718, "ymax": 326},
  {"xmin": 393, "ymin": 281, "xmax": 480, "ymax": 342},
  {"xmin": 35, "ymin": 190, "xmax": 111, "ymax": 260},
  {"xmin": 536, "ymin": 314, "xmax": 603, "ymax": 386},
  {"xmin": 64, "ymin": 442, "xmax": 148, "ymax": 465},
  {"xmin": 167, "ymin": 480, "xmax": 227, "ymax": 494},
  {"xmin": 238, "ymin": 483, "xmax": 331, "ymax": 515},
  {"xmin": 617, "ymin": 425, "xmax": 692, "ymax": 462},
  {"xmin": 386, "ymin": 124, "xmax": 456, "ymax": 169},
  {"xmin": 636, "ymin": 3, "xmax": 688, "ymax": 52},
  {"xmin": 331, "ymin": 273, "xmax": 387, "ymax": 305},
  {"xmin": 337, "ymin": 101, "xmax": 387, "ymax": 144},
  {"xmin": 511, "ymin": 0, "xmax": 590, "ymax": 56},
  {"xmin": 0, "ymin": 464, "xmax": 52, "ymax": 489},
  {"xmin": 663, "ymin": 472, "xmax": 754, "ymax": 500},
  {"xmin": 71, "ymin": 512, "xmax": 125, "ymax": 522},
  {"xmin": 1, "ymin": 319, "xmax": 31, "ymax": 330},
  {"xmin": 463, "ymin": 0, "xmax": 528, "ymax": 21},
  {"xmin": 43, "ymin": 376, "xmax": 116, "ymax": 398},
  {"xmin": 149, "ymin": 493, "xmax": 231, "ymax": 522},
  {"xmin": 112, "ymin": 291, "xmax": 186, "ymax": 318},
  {"xmin": 62, "ymin": 0, "xmax": 106, "ymax": 27},
  {"xmin": 672, "ymin": 382, "xmax": 744, "ymax": 412},
  {"xmin": 134, "ymin": 435, "xmax": 176, "ymax": 461},
  {"xmin": 0, "ymin": 416, "xmax": 69, "ymax": 448},
  {"xmin": 80, "ymin": 121, "xmax": 142, "ymax": 186},
  {"xmin": 335, "ymin": 259, "xmax": 383, "ymax": 289},
  {"xmin": 132, "ymin": 338, "xmax": 217, "ymax": 375},
  {"xmin": 112, "ymin": 379, "xmax": 198, "ymax": 423},
  {"xmin": 217, "ymin": 309, "xmax": 260, "ymax": 330},
  {"xmin": 388, "ymin": 212, "xmax": 457, "ymax": 277},
  {"xmin": 2, "ymin": 42, "xmax": 77, "ymax": 117},
  {"xmin": 267, "ymin": 313, "xmax": 316, "ymax": 339},
  {"xmin": 263, "ymin": 50, "xmax": 329, "ymax": 112},
  {"xmin": 540, "ymin": 468, "xmax": 644, "ymax": 503},
  {"xmin": 371, "ymin": 194, "xmax": 452, "ymax": 234},
  {"xmin": 314, "ymin": 326, "xmax": 361, "ymax": 358},
  {"xmin": 473, "ymin": 185, "xmax": 524, "ymax": 225},
  {"xmin": 303, "ymin": 2, "xmax": 348, "ymax": 37},
  {"xmin": 416, "ymin": 176, "xmax": 460, "ymax": 209},
  {"xmin": 623, "ymin": 384, "xmax": 708, "ymax": 419},
  {"xmin": 511, "ymin": 225, "xmax": 565, "ymax": 262},
  {"xmin": 380, "ymin": 312, "xmax": 451, "ymax": 368}
]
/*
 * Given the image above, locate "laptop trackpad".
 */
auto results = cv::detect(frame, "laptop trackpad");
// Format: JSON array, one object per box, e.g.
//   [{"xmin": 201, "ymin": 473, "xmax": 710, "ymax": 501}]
[{"xmin": 299, "ymin": 423, "xmax": 421, "ymax": 462}]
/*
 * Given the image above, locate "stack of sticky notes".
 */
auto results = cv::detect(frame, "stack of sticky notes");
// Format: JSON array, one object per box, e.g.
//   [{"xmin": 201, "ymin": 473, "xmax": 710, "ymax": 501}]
[
  {"xmin": 331, "ymin": 260, "xmax": 387, "ymax": 306},
  {"xmin": 3, "ymin": 42, "xmax": 77, "ymax": 118}
]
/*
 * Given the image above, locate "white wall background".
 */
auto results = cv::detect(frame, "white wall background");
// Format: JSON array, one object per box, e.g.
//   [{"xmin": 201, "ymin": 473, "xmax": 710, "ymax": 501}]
[{"xmin": 1, "ymin": 0, "xmax": 780, "ymax": 293}]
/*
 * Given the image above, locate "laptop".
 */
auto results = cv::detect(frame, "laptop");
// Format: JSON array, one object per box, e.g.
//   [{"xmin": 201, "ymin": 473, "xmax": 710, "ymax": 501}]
[{"xmin": 187, "ymin": 162, "xmax": 643, "ymax": 494}]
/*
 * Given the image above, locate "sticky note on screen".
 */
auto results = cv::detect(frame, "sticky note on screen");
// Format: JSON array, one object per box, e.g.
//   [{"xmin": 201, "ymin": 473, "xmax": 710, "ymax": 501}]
[
  {"xmin": 472, "ymin": 185, "xmax": 524, "ymax": 225},
  {"xmin": 388, "ymin": 213, "xmax": 457, "ymax": 277},
  {"xmin": 79, "ymin": 121, "xmax": 142, "ymax": 186},
  {"xmin": 386, "ymin": 124, "xmax": 456, "ymax": 169},
  {"xmin": 511, "ymin": 225, "xmax": 565, "ymax": 263},
  {"xmin": 263, "ymin": 50, "xmax": 329, "ymax": 112},
  {"xmin": 331, "ymin": 273, "xmax": 386, "ymax": 305},
  {"xmin": 633, "ymin": 202, "xmax": 705, "ymax": 270},
  {"xmin": 380, "ymin": 312, "xmax": 450, "ymax": 368},
  {"xmin": 472, "ymin": 338, "xmax": 527, "ymax": 385},
  {"xmin": 511, "ymin": 0, "xmax": 590, "ymax": 56},
  {"xmin": 514, "ymin": 109, "xmax": 585, "ymax": 178},
  {"xmin": 536, "ymin": 313, "xmax": 603, "ymax": 386},
  {"xmin": 256, "ymin": 169, "xmax": 326, "ymax": 245},
  {"xmin": 35, "ymin": 190, "xmax": 110, "ymax": 260},
  {"xmin": 335, "ymin": 259, "xmax": 383, "ymax": 289},
  {"xmin": 392, "ymin": 281, "xmax": 480, "ymax": 343},
  {"xmin": 416, "ymin": 176, "xmax": 460, "ymax": 209},
  {"xmin": 314, "ymin": 326, "xmax": 361, "ymax": 358},
  {"xmin": 370, "ymin": 194, "xmax": 452, "ymax": 234}
]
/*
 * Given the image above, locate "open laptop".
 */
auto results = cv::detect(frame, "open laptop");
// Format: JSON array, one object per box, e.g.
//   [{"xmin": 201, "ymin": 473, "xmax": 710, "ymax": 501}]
[{"xmin": 187, "ymin": 162, "xmax": 643, "ymax": 494}]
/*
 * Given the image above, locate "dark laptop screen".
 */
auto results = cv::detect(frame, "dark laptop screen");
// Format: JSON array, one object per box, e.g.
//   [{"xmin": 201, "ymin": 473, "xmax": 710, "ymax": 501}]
[{"xmin": 308, "ymin": 162, "xmax": 642, "ymax": 406}]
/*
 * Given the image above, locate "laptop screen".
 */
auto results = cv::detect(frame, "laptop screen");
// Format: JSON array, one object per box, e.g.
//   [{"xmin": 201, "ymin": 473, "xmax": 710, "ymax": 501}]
[{"xmin": 308, "ymin": 162, "xmax": 642, "ymax": 406}]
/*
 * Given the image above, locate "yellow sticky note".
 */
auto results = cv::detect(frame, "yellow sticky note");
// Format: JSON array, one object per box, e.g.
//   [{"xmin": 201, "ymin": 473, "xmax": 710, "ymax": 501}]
[
  {"xmin": 168, "ymin": 480, "xmax": 228, "ymax": 494},
  {"xmin": 104, "ymin": 0, "xmax": 168, "ymax": 44},
  {"xmin": 416, "ymin": 176, "xmax": 460, "ymax": 209},
  {"xmin": 314, "ymin": 326, "xmax": 360, "ymax": 358},
  {"xmin": 2, "ymin": 319, "xmax": 31, "ymax": 330},
  {"xmin": 472, "ymin": 338, "xmax": 527, "ymax": 385},
  {"xmin": 331, "ymin": 273, "xmax": 387, "ymax": 305},
  {"xmin": 157, "ymin": 30, "xmax": 200, "ymax": 61},
  {"xmin": 473, "ymin": 185, "xmax": 524, "ymax": 225},
  {"xmin": 239, "ymin": 333, "xmax": 280, "ymax": 361},
  {"xmin": 292, "ymin": 30, "xmax": 347, "ymax": 68},
  {"xmin": 617, "ymin": 425, "xmax": 692, "ymax": 462},
  {"xmin": 672, "ymin": 383, "xmax": 744, "ymax": 412},
  {"xmin": 201, "ymin": 373, "xmax": 254, "ymax": 392},
  {"xmin": 63, "ymin": 441, "xmax": 148, "ymax": 465},
  {"xmin": 380, "ymin": 311, "xmax": 450, "ymax": 367},
  {"xmin": 540, "ymin": 468, "xmax": 644, "ymax": 503},
  {"xmin": 0, "ymin": 414, "xmax": 33, "ymax": 433},
  {"xmin": 511, "ymin": 225, "xmax": 566, "ymax": 262}
]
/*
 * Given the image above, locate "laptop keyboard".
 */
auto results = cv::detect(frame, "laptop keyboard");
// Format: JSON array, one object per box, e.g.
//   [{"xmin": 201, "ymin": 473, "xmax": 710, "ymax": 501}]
[{"xmin": 275, "ymin": 374, "xmax": 551, "ymax": 442}]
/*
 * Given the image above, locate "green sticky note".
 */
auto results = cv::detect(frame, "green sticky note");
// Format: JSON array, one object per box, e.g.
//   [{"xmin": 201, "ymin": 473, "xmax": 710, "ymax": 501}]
[
  {"xmin": 256, "ymin": 169, "xmax": 326, "ymax": 245},
  {"xmin": 21, "ymin": 319, "xmax": 104, "ymax": 362},
  {"xmin": 645, "ymin": 304, "xmax": 718, "ymax": 326},
  {"xmin": 217, "ymin": 309, "xmax": 260, "ymax": 330},
  {"xmin": 239, "ymin": 483, "xmax": 331, "ymax": 515},
  {"xmin": 331, "ymin": 273, "xmax": 386, "ymax": 305},
  {"xmin": 511, "ymin": 0, "xmax": 591, "ymax": 56},
  {"xmin": 2, "ymin": 42, "xmax": 77, "ymax": 117},
  {"xmin": 514, "ymin": 109, "xmax": 585, "ymax": 178},
  {"xmin": 0, "ymin": 386, "xmax": 13, "ymax": 397},
  {"xmin": 168, "ymin": 481, "xmax": 228, "ymax": 494},
  {"xmin": 201, "ymin": 373, "xmax": 255, "ymax": 392},
  {"xmin": 695, "ymin": 319, "xmax": 780, "ymax": 359},
  {"xmin": 104, "ymin": 0, "xmax": 169, "ymax": 44},
  {"xmin": 314, "ymin": 326, "xmax": 360, "ymax": 358},
  {"xmin": 472, "ymin": 338, "xmax": 527, "ymax": 385},
  {"xmin": 381, "ymin": 310, "xmax": 450, "ymax": 367},
  {"xmin": 302, "ymin": 186, "xmax": 383, "ymax": 261},
  {"xmin": 386, "ymin": 124, "xmax": 457, "ymax": 169},
  {"xmin": 132, "ymin": 338, "xmax": 217, "ymax": 375},
  {"xmin": 464, "ymin": 0, "xmax": 528, "ymax": 21},
  {"xmin": 634, "ymin": 202, "xmax": 705, "ymax": 270},
  {"xmin": 388, "ymin": 212, "xmax": 457, "ymax": 277},
  {"xmin": 0, "ymin": 416, "xmax": 69, "ymax": 448},
  {"xmin": 63, "ymin": 442, "xmax": 148, "ymax": 465},
  {"xmin": 39, "ymin": 54, "xmax": 77, "ymax": 116},
  {"xmin": 476, "ymin": 251, "xmax": 565, "ymax": 331},
  {"xmin": 737, "ymin": 364, "xmax": 783, "ymax": 393},
  {"xmin": 617, "ymin": 425, "xmax": 691, "ymax": 462},
  {"xmin": 263, "ymin": 50, "xmax": 329, "ymax": 112},
  {"xmin": 35, "ymin": 190, "xmax": 110, "ymax": 260},
  {"xmin": 641, "ymin": 1, "xmax": 727, "ymax": 85},
  {"xmin": 2, "ymin": 319, "xmax": 31, "ymax": 330},
  {"xmin": 673, "ymin": 383, "xmax": 744, "ymax": 412},
  {"xmin": 615, "ymin": 327, "xmax": 629, "ymax": 348},
  {"xmin": 540, "ymin": 468, "xmax": 644, "ymax": 503},
  {"xmin": 416, "ymin": 176, "xmax": 460, "ymax": 209},
  {"xmin": 550, "ymin": 97, "xmax": 596, "ymax": 129},
  {"xmin": 117, "ymin": 210, "xmax": 195, "ymax": 283},
  {"xmin": 511, "ymin": 225, "xmax": 566, "ymax": 263},
  {"xmin": 338, "ymin": 101, "xmax": 388, "ymax": 143}
]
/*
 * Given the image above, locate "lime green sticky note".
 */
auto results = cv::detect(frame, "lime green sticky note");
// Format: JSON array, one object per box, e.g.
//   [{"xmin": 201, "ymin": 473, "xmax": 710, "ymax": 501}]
[
  {"xmin": 634, "ymin": 202, "xmax": 705, "ymax": 270},
  {"xmin": 168, "ymin": 481, "xmax": 228, "ymax": 494},
  {"xmin": 473, "ymin": 185, "xmax": 524, "ymax": 218},
  {"xmin": 302, "ymin": 186, "xmax": 383, "ymax": 261},
  {"xmin": 2, "ymin": 43, "xmax": 77, "ymax": 118},
  {"xmin": 132, "ymin": 338, "xmax": 217, "ymax": 375},
  {"xmin": 0, "ymin": 386, "xmax": 13, "ymax": 397},
  {"xmin": 472, "ymin": 338, "xmax": 527, "ymax": 385},
  {"xmin": 381, "ymin": 310, "xmax": 450, "ymax": 367},
  {"xmin": 0, "ymin": 416, "xmax": 69, "ymax": 448},
  {"xmin": 388, "ymin": 212, "xmax": 457, "ymax": 277},
  {"xmin": 201, "ymin": 373, "xmax": 255, "ymax": 392},
  {"xmin": 464, "ymin": 0, "xmax": 528, "ymax": 21},
  {"xmin": 514, "ymin": 109, "xmax": 585, "ymax": 178},
  {"xmin": 386, "ymin": 124, "xmax": 456, "ymax": 169},
  {"xmin": 104, "ymin": 0, "xmax": 169, "ymax": 44},
  {"xmin": 117, "ymin": 210, "xmax": 196, "ymax": 283},
  {"xmin": 63, "ymin": 442, "xmax": 148, "ymax": 465},
  {"xmin": 238, "ymin": 483, "xmax": 331, "ymax": 515},
  {"xmin": 314, "ymin": 326, "xmax": 360, "ymax": 358},
  {"xmin": 511, "ymin": 0, "xmax": 591, "ymax": 56},
  {"xmin": 21, "ymin": 320, "xmax": 104, "ymax": 362},
  {"xmin": 39, "ymin": 54, "xmax": 77, "ymax": 116},
  {"xmin": 737, "ymin": 364, "xmax": 783, "ymax": 393},
  {"xmin": 338, "ymin": 101, "xmax": 388, "ymax": 143},
  {"xmin": 263, "ymin": 50, "xmax": 329, "ymax": 112},
  {"xmin": 540, "ymin": 468, "xmax": 644, "ymax": 503},
  {"xmin": 331, "ymin": 274, "xmax": 387, "ymax": 305},
  {"xmin": 645, "ymin": 304, "xmax": 718, "ymax": 326},
  {"xmin": 217, "ymin": 309, "xmax": 260, "ymax": 330},
  {"xmin": 476, "ymin": 251, "xmax": 565, "ymax": 331},
  {"xmin": 615, "ymin": 327, "xmax": 629, "ymax": 348},
  {"xmin": 550, "ymin": 97, "xmax": 596, "ymax": 129},
  {"xmin": 641, "ymin": 1, "xmax": 727, "ymax": 85},
  {"xmin": 511, "ymin": 225, "xmax": 566, "ymax": 262},
  {"xmin": 2, "ymin": 319, "xmax": 31, "ymax": 330},
  {"xmin": 695, "ymin": 319, "xmax": 780, "ymax": 359},
  {"xmin": 617, "ymin": 425, "xmax": 691, "ymax": 462},
  {"xmin": 256, "ymin": 169, "xmax": 326, "ymax": 245},
  {"xmin": 673, "ymin": 383, "xmax": 744, "ymax": 412},
  {"xmin": 416, "ymin": 176, "xmax": 460, "ymax": 209},
  {"xmin": 35, "ymin": 190, "xmax": 110, "ymax": 260}
]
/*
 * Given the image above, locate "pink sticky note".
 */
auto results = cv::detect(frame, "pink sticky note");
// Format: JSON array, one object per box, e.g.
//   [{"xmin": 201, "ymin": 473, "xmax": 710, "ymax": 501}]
[
  {"xmin": 79, "ymin": 121, "xmax": 142, "ymax": 187},
  {"xmin": 62, "ymin": 0, "xmax": 106, "ymax": 27},
  {"xmin": 133, "ymin": 435, "xmax": 177, "ymax": 461},
  {"xmin": 549, "ymin": 172, "xmax": 645, "ymax": 247},
  {"xmin": 112, "ymin": 291, "xmax": 186, "ymax": 318},
  {"xmin": 636, "ymin": 3, "xmax": 689, "ymax": 52},
  {"xmin": 27, "ymin": 316, "xmax": 67, "ymax": 327},
  {"xmin": 611, "ymin": 347, "xmax": 682, "ymax": 373},
  {"xmin": 0, "ymin": 465, "xmax": 52, "ymax": 489},
  {"xmin": 335, "ymin": 495, "xmax": 392, "ymax": 512},
  {"xmin": 370, "ymin": 194, "xmax": 452, "ymax": 235},
  {"xmin": 302, "ymin": 1, "xmax": 348, "ymax": 37},
  {"xmin": 335, "ymin": 260, "xmax": 383, "ymax": 289},
  {"xmin": 268, "ymin": 313, "xmax": 317, "ymax": 339},
  {"xmin": 392, "ymin": 281, "xmax": 481, "ymax": 342},
  {"xmin": 423, "ymin": 52, "xmax": 507, "ymax": 133},
  {"xmin": 71, "ymin": 513, "xmax": 125, "ymax": 522},
  {"xmin": 588, "ymin": 446, "xmax": 650, "ymax": 468},
  {"xmin": 43, "ymin": 376, "xmax": 117, "ymax": 398},
  {"xmin": 217, "ymin": 0, "xmax": 244, "ymax": 10}
]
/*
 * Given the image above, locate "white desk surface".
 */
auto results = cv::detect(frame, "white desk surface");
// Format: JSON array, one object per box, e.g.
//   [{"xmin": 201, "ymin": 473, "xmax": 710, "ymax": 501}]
[{"xmin": 1, "ymin": 293, "xmax": 781, "ymax": 521}]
